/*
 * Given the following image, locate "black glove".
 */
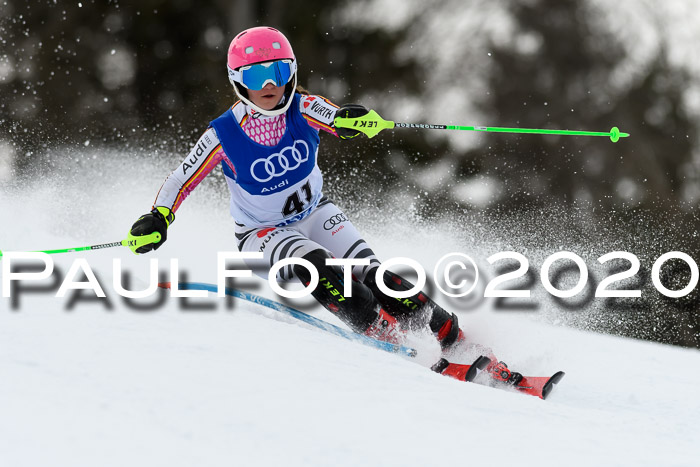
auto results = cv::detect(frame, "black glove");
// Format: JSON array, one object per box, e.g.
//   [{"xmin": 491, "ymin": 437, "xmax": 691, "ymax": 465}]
[
  {"xmin": 334, "ymin": 104, "xmax": 369, "ymax": 140},
  {"xmin": 128, "ymin": 206, "xmax": 174, "ymax": 254}
]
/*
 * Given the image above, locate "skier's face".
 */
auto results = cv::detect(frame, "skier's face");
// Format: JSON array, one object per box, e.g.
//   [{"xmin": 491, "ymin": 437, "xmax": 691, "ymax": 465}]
[{"xmin": 248, "ymin": 83, "xmax": 285, "ymax": 111}]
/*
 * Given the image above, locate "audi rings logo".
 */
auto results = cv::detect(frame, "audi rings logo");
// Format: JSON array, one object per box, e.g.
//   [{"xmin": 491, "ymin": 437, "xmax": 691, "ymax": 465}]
[
  {"xmin": 250, "ymin": 140, "xmax": 310, "ymax": 183},
  {"xmin": 323, "ymin": 213, "xmax": 348, "ymax": 230}
]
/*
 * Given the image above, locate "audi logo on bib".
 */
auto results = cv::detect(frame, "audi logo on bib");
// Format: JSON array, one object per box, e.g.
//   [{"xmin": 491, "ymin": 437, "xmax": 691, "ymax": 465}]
[
  {"xmin": 323, "ymin": 213, "xmax": 348, "ymax": 230},
  {"xmin": 250, "ymin": 140, "xmax": 310, "ymax": 183}
]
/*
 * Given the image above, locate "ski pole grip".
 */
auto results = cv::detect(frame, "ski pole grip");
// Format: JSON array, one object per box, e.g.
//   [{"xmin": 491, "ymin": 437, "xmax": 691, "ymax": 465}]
[
  {"xmin": 333, "ymin": 109, "xmax": 395, "ymax": 139},
  {"xmin": 123, "ymin": 231, "xmax": 162, "ymax": 251}
]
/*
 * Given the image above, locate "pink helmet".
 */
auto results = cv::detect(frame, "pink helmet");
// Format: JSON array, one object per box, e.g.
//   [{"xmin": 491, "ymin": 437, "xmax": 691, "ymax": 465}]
[
  {"xmin": 227, "ymin": 26, "xmax": 295, "ymax": 70},
  {"xmin": 227, "ymin": 27, "xmax": 298, "ymax": 116}
]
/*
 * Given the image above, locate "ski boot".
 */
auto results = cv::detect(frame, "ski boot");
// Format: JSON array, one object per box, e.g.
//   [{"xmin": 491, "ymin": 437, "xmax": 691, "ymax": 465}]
[
  {"xmin": 431, "ymin": 355, "xmax": 491, "ymax": 383},
  {"xmin": 486, "ymin": 360, "xmax": 523, "ymax": 386},
  {"xmin": 435, "ymin": 313, "xmax": 469, "ymax": 358},
  {"xmin": 364, "ymin": 308, "xmax": 404, "ymax": 344}
]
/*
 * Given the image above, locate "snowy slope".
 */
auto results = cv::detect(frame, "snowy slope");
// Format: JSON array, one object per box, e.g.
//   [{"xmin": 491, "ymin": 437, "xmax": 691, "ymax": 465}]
[{"xmin": 1, "ymin": 153, "xmax": 699, "ymax": 466}]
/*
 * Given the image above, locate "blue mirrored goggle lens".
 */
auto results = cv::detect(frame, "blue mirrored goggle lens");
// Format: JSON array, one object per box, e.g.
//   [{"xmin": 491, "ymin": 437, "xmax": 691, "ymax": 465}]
[{"xmin": 240, "ymin": 61, "xmax": 293, "ymax": 90}]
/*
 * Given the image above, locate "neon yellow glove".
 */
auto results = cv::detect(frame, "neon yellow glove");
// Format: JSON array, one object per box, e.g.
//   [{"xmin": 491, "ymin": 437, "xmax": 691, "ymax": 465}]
[{"xmin": 127, "ymin": 206, "xmax": 174, "ymax": 254}]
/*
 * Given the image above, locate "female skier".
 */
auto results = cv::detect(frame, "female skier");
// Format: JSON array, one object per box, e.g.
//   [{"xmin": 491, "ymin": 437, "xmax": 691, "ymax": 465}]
[{"xmin": 128, "ymin": 26, "xmax": 521, "ymax": 385}]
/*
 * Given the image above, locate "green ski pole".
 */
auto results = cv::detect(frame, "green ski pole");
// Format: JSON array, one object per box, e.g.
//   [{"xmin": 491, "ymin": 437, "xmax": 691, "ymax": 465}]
[
  {"xmin": 0, "ymin": 232, "xmax": 161, "ymax": 258},
  {"xmin": 334, "ymin": 110, "xmax": 630, "ymax": 142}
]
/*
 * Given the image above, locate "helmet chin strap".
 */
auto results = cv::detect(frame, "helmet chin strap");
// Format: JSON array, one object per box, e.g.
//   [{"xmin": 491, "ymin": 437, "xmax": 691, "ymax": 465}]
[{"xmin": 234, "ymin": 74, "xmax": 297, "ymax": 117}]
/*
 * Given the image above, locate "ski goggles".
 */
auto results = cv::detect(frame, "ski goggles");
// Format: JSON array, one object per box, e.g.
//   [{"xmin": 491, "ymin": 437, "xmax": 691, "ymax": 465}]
[{"xmin": 229, "ymin": 59, "xmax": 297, "ymax": 91}]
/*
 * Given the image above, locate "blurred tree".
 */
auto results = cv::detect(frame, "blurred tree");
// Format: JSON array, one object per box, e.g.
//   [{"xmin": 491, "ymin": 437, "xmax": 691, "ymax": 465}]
[
  {"xmin": 0, "ymin": 0, "xmax": 420, "ymax": 182},
  {"xmin": 325, "ymin": 0, "xmax": 698, "ymax": 216},
  {"xmin": 1, "ymin": 0, "xmax": 234, "ymax": 166},
  {"xmin": 468, "ymin": 0, "xmax": 696, "ymax": 213}
]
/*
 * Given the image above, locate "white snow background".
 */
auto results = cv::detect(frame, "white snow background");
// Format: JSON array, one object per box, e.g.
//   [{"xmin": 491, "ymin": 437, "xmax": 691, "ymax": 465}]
[{"xmin": 1, "ymin": 150, "xmax": 699, "ymax": 467}]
